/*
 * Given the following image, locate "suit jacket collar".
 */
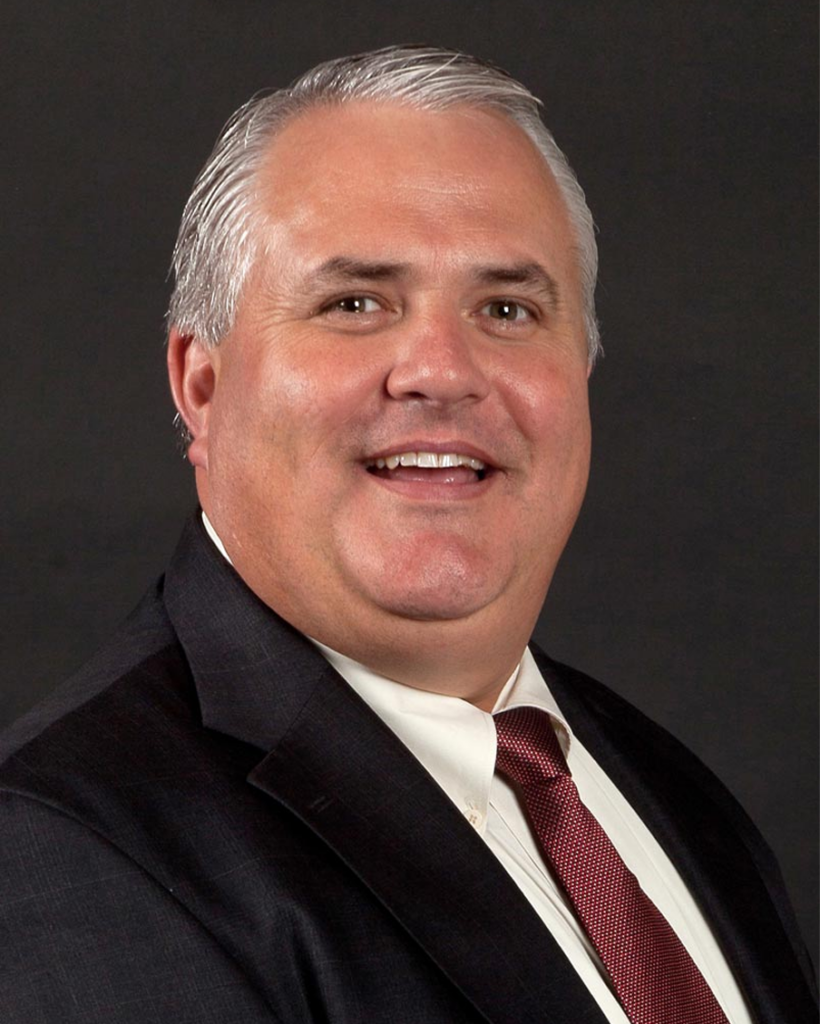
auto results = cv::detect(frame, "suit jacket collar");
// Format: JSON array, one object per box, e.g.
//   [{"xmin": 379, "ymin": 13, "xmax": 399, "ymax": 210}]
[
  {"xmin": 164, "ymin": 514, "xmax": 608, "ymax": 1024},
  {"xmin": 164, "ymin": 514, "xmax": 813, "ymax": 1024}
]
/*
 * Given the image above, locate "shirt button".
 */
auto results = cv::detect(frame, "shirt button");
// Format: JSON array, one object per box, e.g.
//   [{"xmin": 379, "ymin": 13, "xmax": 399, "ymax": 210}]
[{"xmin": 464, "ymin": 807, "xmax": 485, "ymax": 828}]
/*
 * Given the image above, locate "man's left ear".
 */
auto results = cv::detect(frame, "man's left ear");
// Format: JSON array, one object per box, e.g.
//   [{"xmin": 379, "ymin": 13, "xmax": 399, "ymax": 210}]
[{"xmin": 167, "ymin": 327, "xmax": 217, "ymax": 471}]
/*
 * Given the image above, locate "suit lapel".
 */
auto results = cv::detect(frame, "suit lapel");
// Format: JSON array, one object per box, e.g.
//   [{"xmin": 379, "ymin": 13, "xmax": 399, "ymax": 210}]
[
  {"xmin": 164, "ymin": 516, "xmax": 608, "ymax": 1024},
  {"xmin": 248, "ymin": 671, "xmax": 609, "ymax": 1024},
  {"xmin": 533, "ymin": 648, "xmax": 816, "ymax": 1024}
]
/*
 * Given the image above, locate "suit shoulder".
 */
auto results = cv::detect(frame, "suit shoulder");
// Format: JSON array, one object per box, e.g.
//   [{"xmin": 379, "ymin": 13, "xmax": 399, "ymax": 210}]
[
  {"xmin": 0, "ymin": 579, "xmax": 202, "ymax": 801},
  {"xmin": 533, "ymin": 646, "xmax": 796, "ymax": 881},
  {"xmin": 0, "ymin": 792, "xmax": 274, "ymax": 1023},
  {"xmin": 531, "ymin": 646, "xmax": 774, "ymax": 838},
  {"xmin": 534, "ymin": 648, "xmax": 720, "ymax": 773}
]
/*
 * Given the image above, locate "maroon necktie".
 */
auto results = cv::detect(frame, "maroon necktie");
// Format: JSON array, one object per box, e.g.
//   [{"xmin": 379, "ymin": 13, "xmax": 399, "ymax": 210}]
[{"xmin": 494, "ymin": 706, "xmax": 730, "ymax": 1024}]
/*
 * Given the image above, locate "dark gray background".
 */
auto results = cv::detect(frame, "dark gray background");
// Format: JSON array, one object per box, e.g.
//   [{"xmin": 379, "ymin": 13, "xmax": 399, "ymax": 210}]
[{"xmin": 3, "ymin": 0, "xmax": 817, "ymax": 969}]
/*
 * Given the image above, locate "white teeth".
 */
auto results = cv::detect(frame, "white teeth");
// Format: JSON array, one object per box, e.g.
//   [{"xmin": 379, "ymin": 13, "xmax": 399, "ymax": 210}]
[{"xmin": 366, "ymin": 451, "xmax": 487, "ymax": 471}]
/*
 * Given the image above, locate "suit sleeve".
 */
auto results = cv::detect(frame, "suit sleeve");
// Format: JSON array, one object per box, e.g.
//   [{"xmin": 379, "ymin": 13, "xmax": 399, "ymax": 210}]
[{"xmin": 0, "ymin": 794, "xmax": 278, "ymax": 1024}]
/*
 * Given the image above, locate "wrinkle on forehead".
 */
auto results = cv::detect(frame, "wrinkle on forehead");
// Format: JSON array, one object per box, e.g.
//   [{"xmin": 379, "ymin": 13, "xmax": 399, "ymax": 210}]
[{"xmin": 246, "ymin": 101, "xmax": 582, "ymax": 316}]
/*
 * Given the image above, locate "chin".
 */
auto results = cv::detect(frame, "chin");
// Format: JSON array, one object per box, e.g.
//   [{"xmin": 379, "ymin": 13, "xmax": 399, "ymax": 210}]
[
  {"xmin": 380, "ymin": 597, "xmax": 489, "ymax": 622},
  {"xmin": 339, "ymin": 534, "xmax": 523, "ymax": 622},
  {"xmin": 363, "ymin": 573, "xmax": 504, "ymax": 623}
]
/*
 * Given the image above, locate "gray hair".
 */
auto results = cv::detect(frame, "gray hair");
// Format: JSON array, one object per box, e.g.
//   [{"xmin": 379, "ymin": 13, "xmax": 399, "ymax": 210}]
[{"xmin": 168, "ymin": 45, "xmax": 600, "ymax": 363}]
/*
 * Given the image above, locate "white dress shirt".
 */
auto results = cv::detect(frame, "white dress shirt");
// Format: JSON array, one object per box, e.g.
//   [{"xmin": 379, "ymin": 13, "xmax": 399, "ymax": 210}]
[{"xmin": 202, "ymin": 513, "xmax": 753, "ymax": 1023}]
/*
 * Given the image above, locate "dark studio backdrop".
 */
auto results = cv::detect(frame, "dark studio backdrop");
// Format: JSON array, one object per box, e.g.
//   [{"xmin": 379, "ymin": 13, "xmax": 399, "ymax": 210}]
[{"xmin": 3, "ymin": 0, "xmax": 817, "ymax": 969}]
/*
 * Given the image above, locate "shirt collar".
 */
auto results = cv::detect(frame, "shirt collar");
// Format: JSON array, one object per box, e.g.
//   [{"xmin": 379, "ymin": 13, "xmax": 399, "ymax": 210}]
[
  {"xmin": 493, "ymin": 649, "xmax": 573, "ymax": 759},
  {"xmin": 202, "ymin": 511, "xmax": 232, "ymax": 564},
  {"xmin": 313, "ymin": 641, "xmax": 574, "ymax": 832}
]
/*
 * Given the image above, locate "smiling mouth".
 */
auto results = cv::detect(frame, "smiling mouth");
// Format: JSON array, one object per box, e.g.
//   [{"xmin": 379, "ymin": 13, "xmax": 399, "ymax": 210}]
[{"xmin": 364, "ymin": 451, "xmax": 489, "ymax": 483}]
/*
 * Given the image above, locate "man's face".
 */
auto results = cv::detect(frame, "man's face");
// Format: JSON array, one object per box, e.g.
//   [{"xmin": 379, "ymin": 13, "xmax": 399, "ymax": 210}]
[{"xmin": 193, "ymin": 102, "xmax": 591, "ymax": 665}]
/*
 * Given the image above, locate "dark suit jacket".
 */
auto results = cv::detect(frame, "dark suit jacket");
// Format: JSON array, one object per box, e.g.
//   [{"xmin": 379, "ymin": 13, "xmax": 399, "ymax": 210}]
[{"xmin": 0, "ymin": 515, "xmax": 816, "ymax": 1023}]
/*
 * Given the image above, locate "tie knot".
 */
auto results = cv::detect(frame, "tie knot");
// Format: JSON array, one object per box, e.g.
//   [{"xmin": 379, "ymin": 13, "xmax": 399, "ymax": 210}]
[{"xmin": 494, "ymin": 707, "xmax": 568, "ymax": 788}]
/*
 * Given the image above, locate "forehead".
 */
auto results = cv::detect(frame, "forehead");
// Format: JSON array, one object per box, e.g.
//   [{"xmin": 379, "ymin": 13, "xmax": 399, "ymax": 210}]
[{"xmin": 252, "ymin": 101, "xmax": 578, "ymax": 283}]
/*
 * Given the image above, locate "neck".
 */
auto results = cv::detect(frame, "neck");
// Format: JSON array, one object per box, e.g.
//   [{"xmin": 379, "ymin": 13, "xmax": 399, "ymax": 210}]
[{"xmin": 302, "ymin": 608, "xmax": 535, "ymax": 711}]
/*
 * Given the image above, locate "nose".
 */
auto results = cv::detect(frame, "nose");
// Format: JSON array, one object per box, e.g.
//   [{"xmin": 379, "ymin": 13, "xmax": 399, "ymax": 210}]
[{"xmin": 384, "ymin": 315, "xmax": 491, "ymax": 406}]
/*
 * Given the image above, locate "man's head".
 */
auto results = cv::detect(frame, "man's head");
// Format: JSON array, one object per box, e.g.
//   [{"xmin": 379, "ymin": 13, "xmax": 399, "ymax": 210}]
[{"xmin": 168, "ymin": 46, "xmax": 597, "ymax": 706}]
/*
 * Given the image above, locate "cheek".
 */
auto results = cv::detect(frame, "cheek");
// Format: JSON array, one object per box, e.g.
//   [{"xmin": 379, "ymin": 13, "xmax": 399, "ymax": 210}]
[
  {"xmin": 514, "ymin": 376, "xmax": 590, "ymax": 525},
  {"xmin": 221, "ymin": 346, "xmax": 316, "ymax": 441},
  {"xmin": 214, "ymin": 343, "xmax": 383, "ymax": 472},
  {"xmin": 500, "ymin": 358, "xmax": 590, "ymax": 452}
]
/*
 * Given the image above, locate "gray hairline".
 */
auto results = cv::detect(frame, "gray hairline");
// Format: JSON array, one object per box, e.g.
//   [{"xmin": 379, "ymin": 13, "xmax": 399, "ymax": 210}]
[{"xmin": 168, "ymin": 47, "xmax": 601, "ymax": 370}]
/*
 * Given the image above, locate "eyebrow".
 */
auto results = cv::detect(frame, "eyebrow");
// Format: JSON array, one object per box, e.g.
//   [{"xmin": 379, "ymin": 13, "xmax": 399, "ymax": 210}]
[
  {"xmin": 471, "ymin": 262, "xmax": 560, "ymax": 310},
  {"xmin": 308, "ymin": 256, "xmax": 412, "ymax": 285},
  {"xmin": 304, "ymin": 256, "xmax": 560, "ymax": 309}
]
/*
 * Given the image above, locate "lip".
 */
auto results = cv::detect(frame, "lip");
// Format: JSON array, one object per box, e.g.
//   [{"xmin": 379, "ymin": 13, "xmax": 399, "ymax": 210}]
[
  {"xmin": 359, "ymin": 439, "xmax": 500, "ymax": 502},
  {"xmin": 363, "ymin": 470, "xmax": 495, "ymax": 501},
  {"xmin": 362, "ymin": 440, "xmax": 500, "ymax": 470}
]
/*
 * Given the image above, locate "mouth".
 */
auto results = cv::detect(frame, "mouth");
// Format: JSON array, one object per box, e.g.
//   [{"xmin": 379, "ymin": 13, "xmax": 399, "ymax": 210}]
[{"xmin": 363, "ymin": 449, "xmax": 493, "ymax": 485}]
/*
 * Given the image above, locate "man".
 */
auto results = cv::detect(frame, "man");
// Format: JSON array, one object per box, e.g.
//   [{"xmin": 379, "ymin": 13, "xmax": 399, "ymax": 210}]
[{"xmin": 0, "ymin": 46, "xmax": 815, "ymax": 1024}]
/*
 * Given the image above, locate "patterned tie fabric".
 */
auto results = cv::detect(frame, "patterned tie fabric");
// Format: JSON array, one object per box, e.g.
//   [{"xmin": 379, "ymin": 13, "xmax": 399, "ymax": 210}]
[{"xmin": 494, "ymin": 706, "xmax": 730, "ymax": 1024}]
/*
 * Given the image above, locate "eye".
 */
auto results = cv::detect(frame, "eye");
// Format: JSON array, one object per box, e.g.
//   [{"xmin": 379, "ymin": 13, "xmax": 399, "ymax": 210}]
[
  {"xmin": 315, "ymin": 292, "xmax": 395, "ymax": 334},
  {"xmin": 480, "ymin": 300, "xmax": 533, "ymax": 322},
  {"xmin": 327, "ymin": 295, "xmax": 382, "ymax": 315}
]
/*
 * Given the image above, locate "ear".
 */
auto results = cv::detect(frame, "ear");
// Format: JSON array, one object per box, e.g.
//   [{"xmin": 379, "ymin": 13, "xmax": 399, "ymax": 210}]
[{"xmin": 167, "ymin": 327, "xmax": 217, "ymax": 471}]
